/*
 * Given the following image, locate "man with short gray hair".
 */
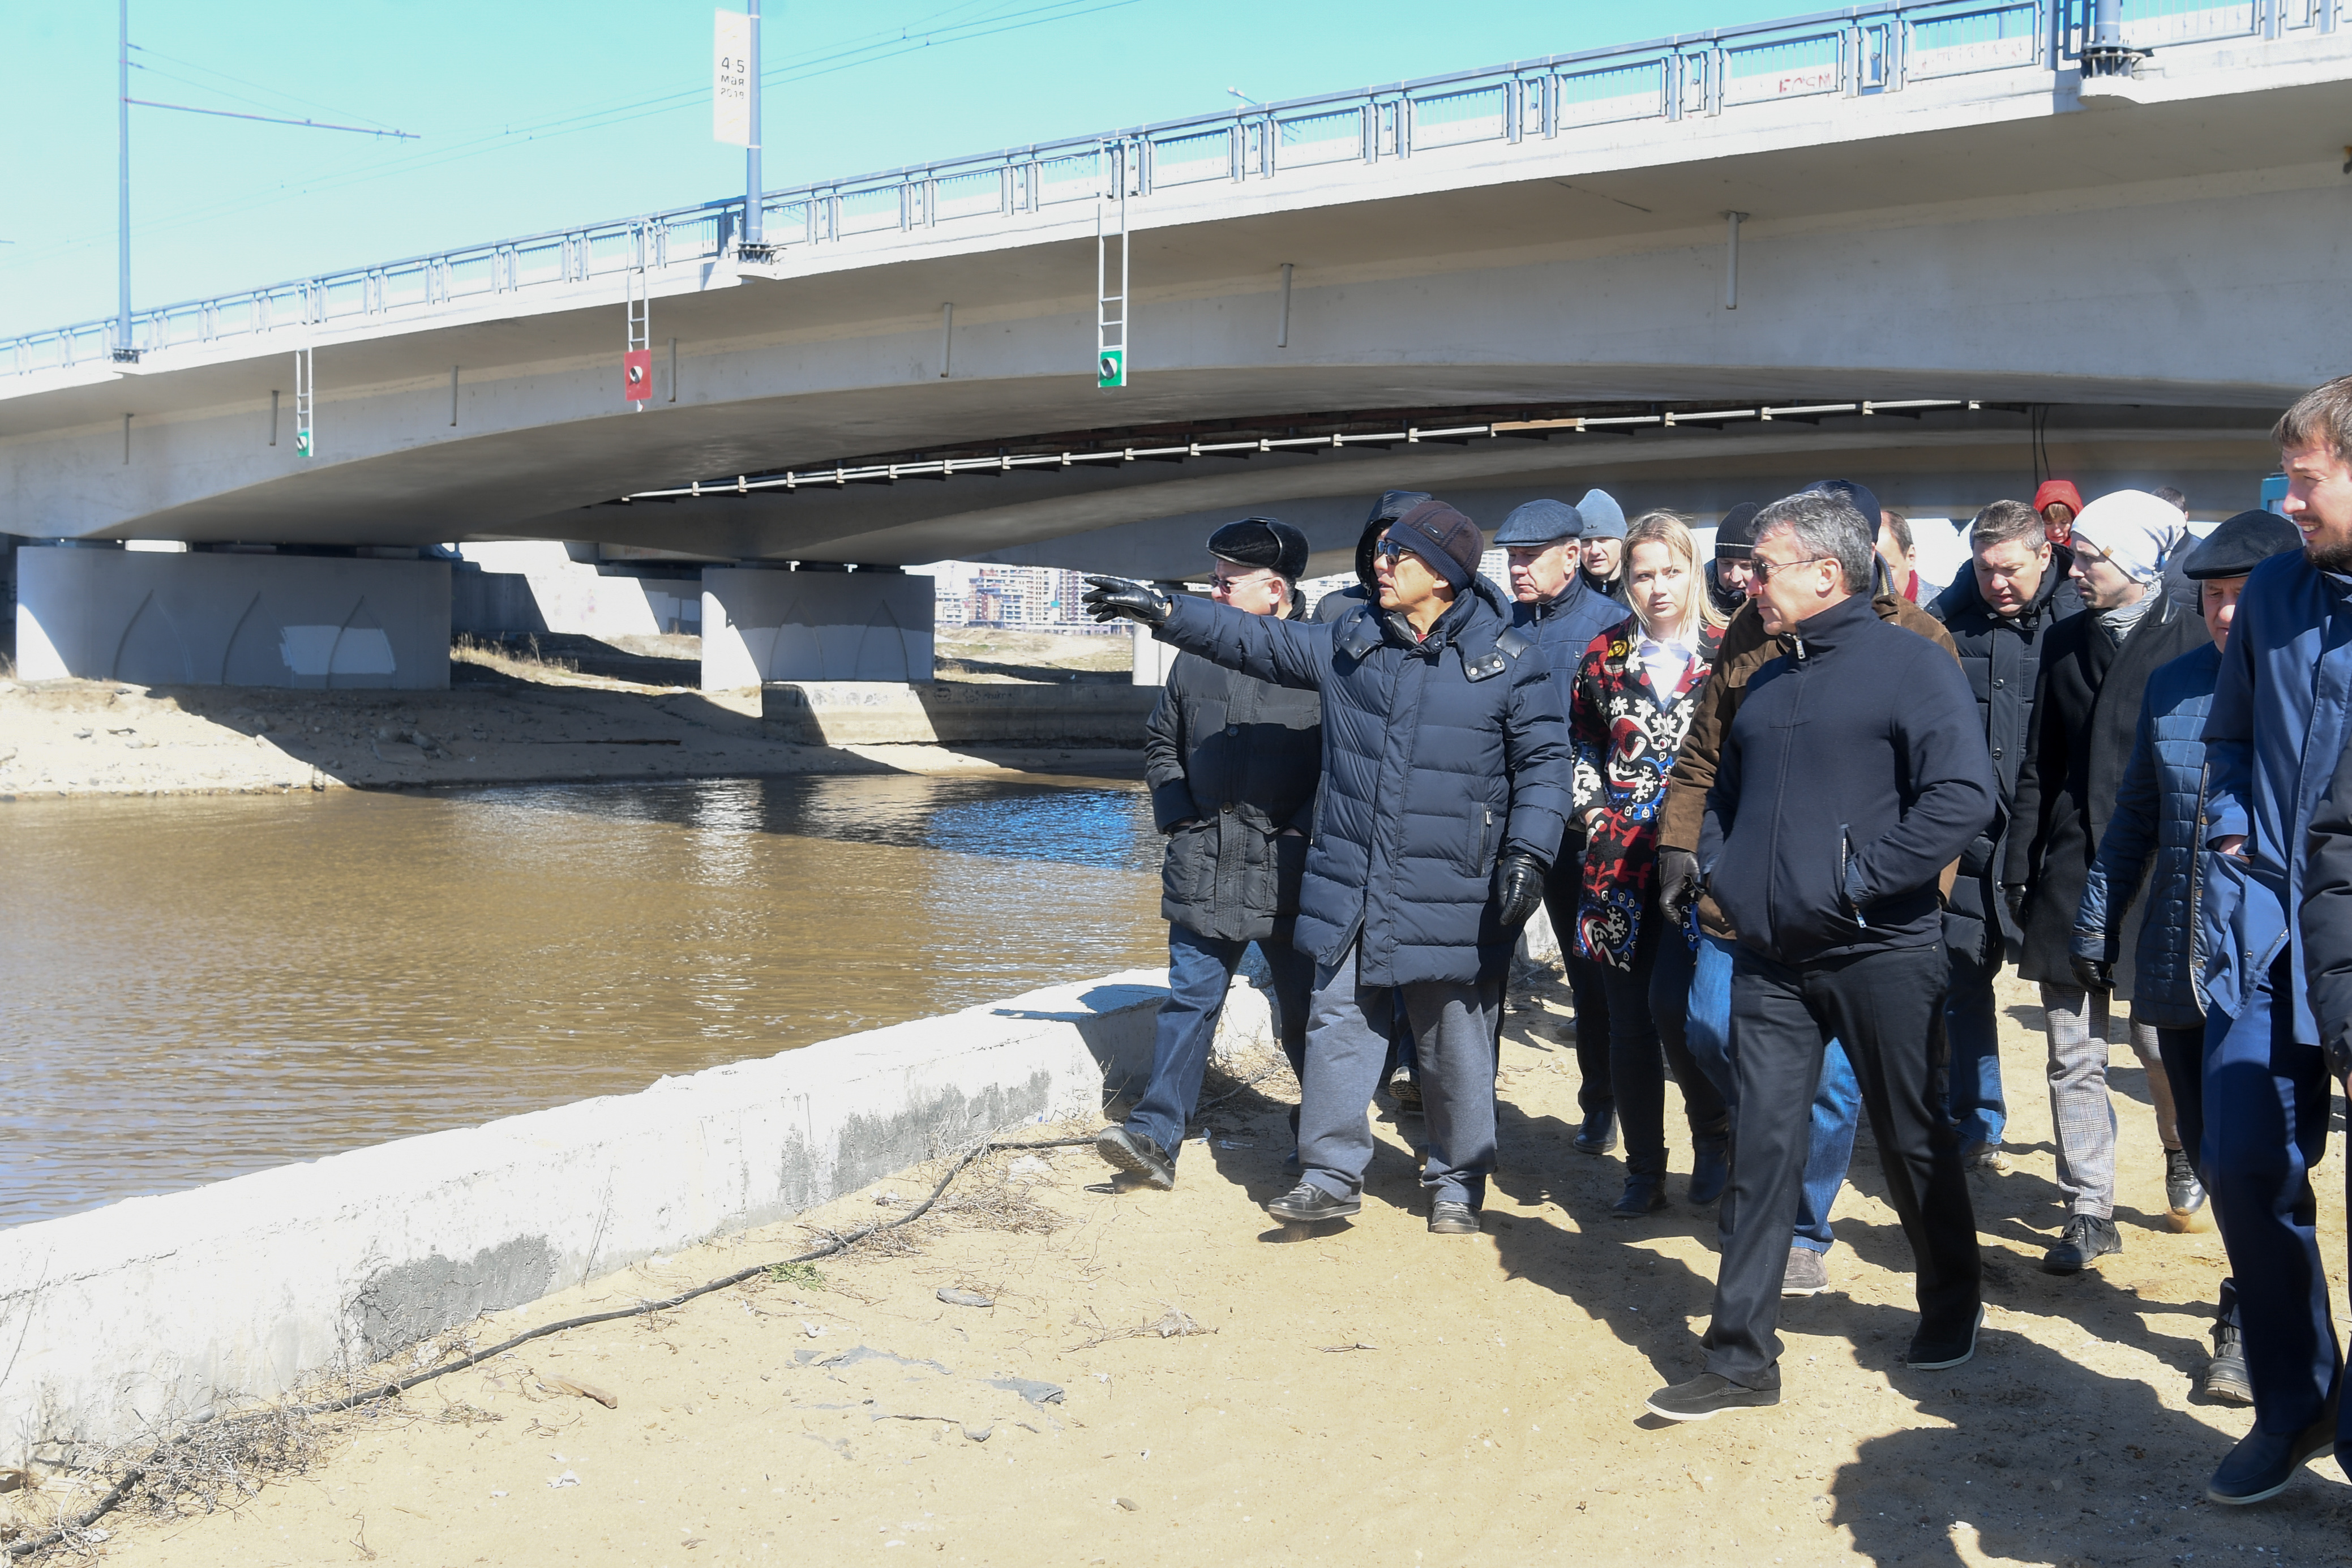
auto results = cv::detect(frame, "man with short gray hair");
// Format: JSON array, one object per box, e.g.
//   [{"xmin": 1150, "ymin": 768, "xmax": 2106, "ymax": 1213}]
[{"xmin": 1647, "ymin": 490, "xmax": 1995, "ymax": 1421}]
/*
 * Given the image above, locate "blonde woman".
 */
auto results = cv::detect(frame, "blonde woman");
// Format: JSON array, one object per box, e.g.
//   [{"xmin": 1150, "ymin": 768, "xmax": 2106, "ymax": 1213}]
[{"xmin": 1567, "ymin": 512, "xmax": 1732, "ymax": 1218}]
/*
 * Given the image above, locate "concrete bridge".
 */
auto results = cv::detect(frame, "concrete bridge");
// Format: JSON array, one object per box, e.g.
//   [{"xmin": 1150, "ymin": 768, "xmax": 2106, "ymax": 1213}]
[{"xmin": 5, "ymin": 0, "xmax": 2347, "ymax": 687}]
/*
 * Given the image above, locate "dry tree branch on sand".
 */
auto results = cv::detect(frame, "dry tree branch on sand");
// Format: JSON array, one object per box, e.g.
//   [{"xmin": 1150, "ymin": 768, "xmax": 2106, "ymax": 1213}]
[{"xmin": 1064, "ymin": 1305, "xmax": 1212, "ymax": 1353}]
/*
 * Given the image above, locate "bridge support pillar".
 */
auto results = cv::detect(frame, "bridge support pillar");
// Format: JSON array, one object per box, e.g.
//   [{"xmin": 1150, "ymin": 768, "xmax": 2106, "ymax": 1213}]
[
  {"xmin": 12, "ymin": 546, "xmax": 451, "ymax": 689},
  {"xmin": 700, "ymin": 568, "xmax": 934, "ymax": 689}
]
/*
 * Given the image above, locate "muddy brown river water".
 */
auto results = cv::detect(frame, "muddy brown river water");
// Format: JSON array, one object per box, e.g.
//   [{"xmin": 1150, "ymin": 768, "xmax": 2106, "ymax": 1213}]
[{"xmin": 0, "ymin": 774, "xmax": 1163, "ymax": 1227}]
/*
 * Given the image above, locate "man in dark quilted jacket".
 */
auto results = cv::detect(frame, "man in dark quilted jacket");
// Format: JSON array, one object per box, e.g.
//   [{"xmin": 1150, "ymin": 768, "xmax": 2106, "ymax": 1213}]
[{"xmin": 1083, "ymin": 499, "xmax": 1571, "ymax": 1237}]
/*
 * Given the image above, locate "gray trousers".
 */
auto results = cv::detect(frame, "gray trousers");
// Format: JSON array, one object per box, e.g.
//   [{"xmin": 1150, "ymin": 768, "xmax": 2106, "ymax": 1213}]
[
  {"xmin": 2041, "ymin": 984, "xmax": 2169, "ymax": 1219},
  {"xmin": 1299, "ymin": 941, "xmax": 1501, "ymax": 1208}
]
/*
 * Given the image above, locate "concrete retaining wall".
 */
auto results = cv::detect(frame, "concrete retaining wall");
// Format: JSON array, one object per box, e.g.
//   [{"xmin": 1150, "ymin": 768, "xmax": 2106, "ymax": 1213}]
[
  {"xmin": 703, "ymin": 569, "xmax": 933, "ymax": 688},
  {"xmin": 760, "ymin": 680, "xmax": 1158, "ymax": 747},
  {"xmin": 0, "ymin": 966, "xmax": 1214, "ymax": 1464},
  {"xmin": 14, "ymin": 548, "xmax": 451, "ymax": 690}
]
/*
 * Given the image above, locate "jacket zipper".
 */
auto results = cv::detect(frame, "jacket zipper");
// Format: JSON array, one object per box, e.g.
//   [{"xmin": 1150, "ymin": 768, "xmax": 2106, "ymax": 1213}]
[{"xmin": 1764, "ymin": 632, "xmax": 1809, "ymax": 947}]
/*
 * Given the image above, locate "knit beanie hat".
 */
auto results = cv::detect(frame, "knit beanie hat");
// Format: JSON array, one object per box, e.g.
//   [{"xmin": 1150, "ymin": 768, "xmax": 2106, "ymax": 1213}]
[
  {"xmin": 1387, "ymin": 500, "xmax": 1484, "ymax": 589},
  {"xmin": 1715, "ymin": 501, "xmax": 1763, "ymax": 561},
  {"xmin": 2070, "ymin": 490, "xmax": 2179, "ymax": 583}
]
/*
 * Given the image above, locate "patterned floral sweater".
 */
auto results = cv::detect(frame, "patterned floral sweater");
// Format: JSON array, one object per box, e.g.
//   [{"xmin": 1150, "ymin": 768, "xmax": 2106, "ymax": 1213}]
[{"xmin": 1568, "ymin": 621, "xmax": 1721, "ymax": 970}]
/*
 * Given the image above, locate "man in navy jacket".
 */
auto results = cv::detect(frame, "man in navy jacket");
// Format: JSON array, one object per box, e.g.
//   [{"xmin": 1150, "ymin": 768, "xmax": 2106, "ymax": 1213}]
[
  {"xmin": 1083, "ymin": 500, "xmax": 1571, "ymax": 1236},
  {"xmin": 2200, "ymin": 376, "xmax": 2352, "ymax": 1505},
  {"xmin": 1648, "ymin": 490, "xmax": 1995, "ymax": 1421},
  {"xmin": 1499, "ymin": 495, "xmax": 1631, "ymax": 1154}
]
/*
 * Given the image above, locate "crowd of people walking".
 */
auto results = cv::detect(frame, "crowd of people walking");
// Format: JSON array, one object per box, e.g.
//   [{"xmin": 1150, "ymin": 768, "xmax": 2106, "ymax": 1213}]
[{"xmin": 1079, "ymin": 372, "xmax": 2352, "ymax": 1507}]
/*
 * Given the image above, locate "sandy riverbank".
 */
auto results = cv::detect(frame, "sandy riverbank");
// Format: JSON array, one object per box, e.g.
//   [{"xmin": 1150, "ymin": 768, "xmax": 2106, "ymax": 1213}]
[
  {"xmin": 0, "ymin": 630, "xmax": 1141, "ymax": 799},
  {"xmin": 32, "ymin": 969, "xmax": 2349, "ymax": 1566}
]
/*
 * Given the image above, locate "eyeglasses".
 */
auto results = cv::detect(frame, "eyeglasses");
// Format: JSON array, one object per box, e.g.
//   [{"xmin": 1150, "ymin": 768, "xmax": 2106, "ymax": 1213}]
[
  {"xmin": 1209, "ymin": 569, "xmax": 1276, "ymax": 595},
  {"xmin": 1373, "ymin": 538, "xmax": 1410, "ymax": 562},
  {"xmin": 1751, "ymin": 554, "xmax": 1830, "ymax": 585}
]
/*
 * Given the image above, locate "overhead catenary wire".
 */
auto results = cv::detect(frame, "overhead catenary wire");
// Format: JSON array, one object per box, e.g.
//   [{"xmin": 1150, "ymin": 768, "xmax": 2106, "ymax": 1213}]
[
  {"xmin": 0, "ymin": 0, "xmax": 1147, "ymax": 281},
  {"xmin": 0, "ymin": 1133, "xmax": 1098, "ymax": 1561}
]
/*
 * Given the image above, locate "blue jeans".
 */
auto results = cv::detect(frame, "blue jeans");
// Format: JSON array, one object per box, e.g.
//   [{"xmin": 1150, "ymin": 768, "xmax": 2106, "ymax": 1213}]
[
  {"xmin": 1943, "ymin": 940, "xmax": 2008, "ymax": 1150},
  {"xmin": 1128, "ymin": 924, "xmax": 1314, "ymax": 1160},
  {"xmin": 1683, "ymin": 935, "xmax": 1862, "ymax": 1254}
]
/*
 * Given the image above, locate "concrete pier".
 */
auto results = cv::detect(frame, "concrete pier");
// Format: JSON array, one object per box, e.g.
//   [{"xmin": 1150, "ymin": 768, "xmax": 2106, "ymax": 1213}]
[{"xmin": 14, "ymin": 547, "xmax": 451, "ymax": 691}]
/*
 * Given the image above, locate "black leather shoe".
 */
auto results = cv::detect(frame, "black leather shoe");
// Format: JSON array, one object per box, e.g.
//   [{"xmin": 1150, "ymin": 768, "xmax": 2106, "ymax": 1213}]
[
  {"xmin": 2208, "ymin": 1410, "xmax": 2337, "ymax": 1504},
  {"xmin": 1644, "ymin": 1373, "xmax": 1780, "ymax": 1423},
  {"xmin": 1574, "ymin": 1110, "xmax": 1618, "ymax": 1156},
  {"xmin": 1906, "ymin": 1305, "xmax": 1984, "ymax": 1369},
  {"xmin": 1428, "ymin": 1201, "xmax": 1481, "ymax": 1235},
  {"xmin": 1266, "ymin": 1182, "xmax": 1360, "ymax": 1224},
  {"xmin": 1094, "ymin": 1125, "xmax": 1174, "ymax": 1189},
  {"xmin": 1687, "ymin": 1138, "xmax": 1730, "ymax": 1206},
  {"xmin": 2041, "ymin": 1214, "xmax": 2122, "ymax": 1274},
  {"xmin": 1612, "ymin": 1176, "xmax": 1668, "ymax": 1218}
]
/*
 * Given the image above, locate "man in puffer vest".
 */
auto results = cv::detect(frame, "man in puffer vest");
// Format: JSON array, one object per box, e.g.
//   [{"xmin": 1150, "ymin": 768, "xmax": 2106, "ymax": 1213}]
[{"xmin": 1083, "ymin": 499, "xmax": 1573, "ymax": 1236}]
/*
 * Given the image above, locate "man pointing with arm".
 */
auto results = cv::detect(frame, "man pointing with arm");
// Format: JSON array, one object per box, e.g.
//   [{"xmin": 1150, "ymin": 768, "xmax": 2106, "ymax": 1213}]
[{"xmin": 1083, "ymin": 499, "xmax": 1571, "ymax": 1236}]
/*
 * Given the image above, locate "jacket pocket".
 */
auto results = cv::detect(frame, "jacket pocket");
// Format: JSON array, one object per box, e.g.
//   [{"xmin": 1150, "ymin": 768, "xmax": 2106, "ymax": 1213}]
[
  {"xmin": 1839, "ymin": 825, "xmax": 1868, "ymax": 928},
  {"xmin": 1162, "ymin": 819, "xmax": 1213, "ymax": 912},
  {"xmin": 1465, "ymin": 806, "xmax": 1494, "ymax": 877}
]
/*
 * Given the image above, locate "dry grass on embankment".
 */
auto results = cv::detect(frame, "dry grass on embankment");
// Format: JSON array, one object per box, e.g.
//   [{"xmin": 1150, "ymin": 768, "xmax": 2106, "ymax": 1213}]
[{"xmin": 26, "ymin": 974, "xmax": 2351, "ymax": 1566}]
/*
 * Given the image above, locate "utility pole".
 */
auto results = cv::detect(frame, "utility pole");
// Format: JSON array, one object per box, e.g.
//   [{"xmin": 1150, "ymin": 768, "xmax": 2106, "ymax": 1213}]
[
  {"xmin": 116, "ymin": 0, "xmax": 134, "ymax": 361},
  {"xmin": 744, "ymin": 0, "xmax": 764, "ymax": 254},
  {"xmin": 112, "ymin": 3, "xmax": 413, "ymax": 366}
]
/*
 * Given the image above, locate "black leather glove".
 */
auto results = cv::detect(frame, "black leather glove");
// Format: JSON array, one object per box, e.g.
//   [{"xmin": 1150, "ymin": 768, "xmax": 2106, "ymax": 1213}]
[
  {"xmin": 2002, "ymin": 885, "xmax": 2028, "ymax": 928},
  {"xmin": 1495, "ymin": 852, "xmax": 1546, "ymax": 928},
  {"xmin": 2325, "ymin": 1029, "xmax": 2352, "ymax": 1084},
  {"xmin": 1658, "ymin": 848, "xmax": 1702, "ymax": 927},
  {"xmin": 2069, "ymin": 953, "xmax": 2113, "ymax": 992},
  {"xmin": 1081, "ymin": 575, "xmax": 1173, "ymax": 627}
]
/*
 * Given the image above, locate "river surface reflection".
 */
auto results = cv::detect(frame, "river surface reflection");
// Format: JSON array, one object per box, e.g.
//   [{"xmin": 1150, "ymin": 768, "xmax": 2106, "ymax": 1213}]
[{"xmin": 0, "ymin": 774, "xmax": 1162, "ymax": 1227}]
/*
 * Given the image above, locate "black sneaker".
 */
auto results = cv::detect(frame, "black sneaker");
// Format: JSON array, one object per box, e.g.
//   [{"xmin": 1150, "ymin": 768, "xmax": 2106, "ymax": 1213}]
[
  {"xmin": 1428, "ymin": 1201, "xmax": 1480, "ymax": 1235},
  {"xmin": 2041, "ymin": 1214, "xmax": 2122, "ymax": 1275},
  {"xmin": 2208, "ymin": 1406, "xmax": 2337, "ymax": 1505},
  {"xmin": 1387, "ymin": 1071, "xmax": 1423, "ymax": 1110},
  {"xmin": 2166, "ymin": 1147, "xmax": 2213, "ymax": 1232},
  {"xmin": 1094, "ymin": 1125, "xmax": 1175, "ymax": 1190},
  {"xmin": 1644, "ymin": 1373, "xmax": 1780, "ymax": 1423},
  {"xmin": 1906, "ymin": 1305, "xmax": 1985, "ymax": 1370},
  {"xmin": 1266, "ymin": 1182, "xmax": 1360, "ymax": 1224},
  {"xmin": 1574, "ymin": 1109, "xmax": 1618, "ymax": 1156}
]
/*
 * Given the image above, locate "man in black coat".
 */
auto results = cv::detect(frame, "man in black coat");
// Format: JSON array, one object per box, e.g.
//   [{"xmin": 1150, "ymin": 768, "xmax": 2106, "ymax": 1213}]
[
  {"xmin": 2004, "ymin": 491, "xmax": 2210, "ymax": 1275},
  {"xmin": 1927, "ymin": 499, "xmax": 2084, "ymax": 1173},
  {"xmin": 1096, "ymin": 519, "xmax": 1322, "ymax": 1190},
  {"xmin": 1083, "ymin": 500, "xmax": 1571, "ymax": 1236},
  {"xmin": 1648, "ymin": 489, "xmax": 1994, "ymax": 1420}
]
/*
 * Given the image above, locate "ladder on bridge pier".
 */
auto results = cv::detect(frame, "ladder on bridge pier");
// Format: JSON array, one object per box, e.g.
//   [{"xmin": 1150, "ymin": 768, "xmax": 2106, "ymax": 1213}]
[
  {"xmin": 624, "ymin": 268, "xmax": 652, "ymax": 410},
  {"xmin": 293, "ymin": 346, "xmax": 314, "ymax": 458},
  {"xmin": 1095, "ymin": 140, "xmax": 1129, "ymax": 391}
]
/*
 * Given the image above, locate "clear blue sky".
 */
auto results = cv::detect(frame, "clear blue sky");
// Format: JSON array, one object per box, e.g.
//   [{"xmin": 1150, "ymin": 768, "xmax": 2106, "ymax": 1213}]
[{"xmin": 4, "ymin": 1, "xmax": 1806, "ymax": 339}]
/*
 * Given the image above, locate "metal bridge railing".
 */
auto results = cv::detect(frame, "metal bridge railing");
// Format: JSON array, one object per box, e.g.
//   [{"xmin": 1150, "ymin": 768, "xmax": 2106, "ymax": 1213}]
[{"xmin": 6, "ymin": 0, "xmax": 2335, "ymax": 380}]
